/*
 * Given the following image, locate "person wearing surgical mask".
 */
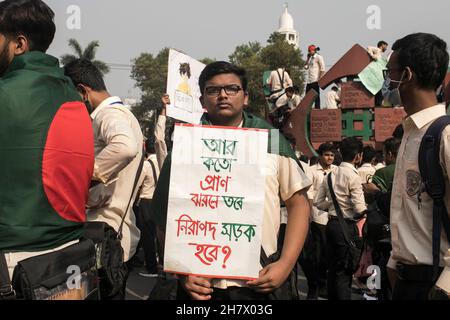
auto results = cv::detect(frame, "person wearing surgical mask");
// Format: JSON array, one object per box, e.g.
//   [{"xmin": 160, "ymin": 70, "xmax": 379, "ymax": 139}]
[
  {"xmin": 381, "ymin": 68, "xmax": 407, "ymax": 107},
  {"xmin": 384, "ymin": 33, "xmax": 450, "ymax": 301}
]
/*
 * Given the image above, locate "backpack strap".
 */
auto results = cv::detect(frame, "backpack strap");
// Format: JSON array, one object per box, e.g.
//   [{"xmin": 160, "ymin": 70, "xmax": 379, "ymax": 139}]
[
  {"xmin": 117, "ymin": 148, "xmax": 146, "ymax": 240},
  {"xmin": 276, "ymin": 69, "xmax": 285, "ymax": 88},
  {"xmin": 148, "ymin": 157, "xmax": 159, "ymax": 186},
  {"xmin": 418, "ymin": 115, "xmax": 450, "ymax": 281},
  {"xmin": 0, "ymin": 254, "xmax": 15, "ymax": 300}
]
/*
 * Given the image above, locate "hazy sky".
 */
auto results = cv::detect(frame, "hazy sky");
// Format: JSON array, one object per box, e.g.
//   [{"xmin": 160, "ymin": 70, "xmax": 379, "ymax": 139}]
[{"xmin": 45, "ymin": 0, "xmax": 449, "ymax": 98}]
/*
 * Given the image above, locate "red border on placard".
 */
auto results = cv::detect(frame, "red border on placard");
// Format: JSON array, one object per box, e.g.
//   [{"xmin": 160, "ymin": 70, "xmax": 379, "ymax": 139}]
[
  {"xmin": 164, "ymin": 269, "xmax": 258, "ymax": 281},
  {"xmin": 176, "ymin": 123, "xmax": 268, "ymax": 133}
]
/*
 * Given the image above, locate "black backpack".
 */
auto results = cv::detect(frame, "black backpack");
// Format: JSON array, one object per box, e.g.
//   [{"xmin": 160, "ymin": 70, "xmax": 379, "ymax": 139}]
[{"xmin": 418, "ymin": 115, "xmax": 450, "ymax": 281}]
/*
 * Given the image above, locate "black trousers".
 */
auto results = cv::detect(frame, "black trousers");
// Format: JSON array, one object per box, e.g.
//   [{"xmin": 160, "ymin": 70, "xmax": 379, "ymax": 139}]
[
  {"xmin": 392, "ymin": 265, "xmax": 443, "ymax": 300},
  {"xmin": 326, "ymin": 218, "xmax": 358, "ymax": 300},
  {"xmin": 371, "ymin": 241, "xmax": 392, "ymax": 300},
  {"xmin": 392, "ymin": 279, "xmax": 434, "ymax": 300},
  {"xmin": 297, "ymin": 225, "xmax": 316, "ymax": 295},
  {"xmin": 134, "ymin": 199, "xmax": 158, "ymax": 273},
  {"xmin": 310, "ymin": 222, "xmax": 328, "ymax": 289},
  {"xmin": 306, "ymin": 82, "xmax": 321, "ymax": 108}
]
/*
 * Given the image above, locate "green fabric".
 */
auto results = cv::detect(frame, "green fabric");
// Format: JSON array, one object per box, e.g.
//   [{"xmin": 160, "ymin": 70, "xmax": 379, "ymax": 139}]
[
  {"xmin": 152, "ymin": 111, "xmax": 297, "ymax": 229},
  {"xmin": 372, "ymin": 164, "xmax": 396, "ymax": 192},
  {"xmin": 0, "ymin": 52, "xmax": 84, "ymax": 252}
]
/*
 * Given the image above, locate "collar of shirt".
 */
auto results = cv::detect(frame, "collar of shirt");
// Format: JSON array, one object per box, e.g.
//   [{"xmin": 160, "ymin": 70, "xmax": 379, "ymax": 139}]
[
  {"xmin": 360, "ymin": 163, "xmax": 373, "ymax": 168},
  {"xmin": 315, "ymin": 163, "xmax": 334, "ymax": 173},
  {"xmin": 403, "ymin": 104, "xmax": 446, "ymax": 133},
  {"xmin": 340, "ymin": 162, "xmax": 358, "ymax": 174},
  {"xmin": 90, "ymin": 96, "xmax": 123, "ymax": 120}
]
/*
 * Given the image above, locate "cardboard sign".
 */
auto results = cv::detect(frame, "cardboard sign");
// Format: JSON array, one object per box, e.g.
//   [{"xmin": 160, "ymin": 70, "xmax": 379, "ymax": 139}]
[
  {"xmin": 167, "ymin": 49, "xmax": 205, "ymax": 124},
  {"xmin": 164, "ymin": 124, "xmax": 268, "ymax": 280}
]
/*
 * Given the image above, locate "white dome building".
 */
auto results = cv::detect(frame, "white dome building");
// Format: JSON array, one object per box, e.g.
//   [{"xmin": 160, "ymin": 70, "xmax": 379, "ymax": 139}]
[{"xmin": 278, "ymin": 3, "xmax": 299, "ymax": 48}]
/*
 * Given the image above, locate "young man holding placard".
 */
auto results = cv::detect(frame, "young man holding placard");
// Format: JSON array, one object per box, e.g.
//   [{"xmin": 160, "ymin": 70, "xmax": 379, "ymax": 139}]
[{"xmin": 152, "ymin": 61, "xmax": 312, "ymax": 300}]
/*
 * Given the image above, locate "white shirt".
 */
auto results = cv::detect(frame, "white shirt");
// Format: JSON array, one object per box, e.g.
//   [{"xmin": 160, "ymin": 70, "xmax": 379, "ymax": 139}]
[
  {"xmin": 155, "ymin": 115, "xmax": 168, "ymax": 170},
  {"xmin": 358, "ymin": 163, "xmax": 376, "ymax": 184},
  {"xmin": 314, "ymin": 162, "xmax": 367, "ymax": 220},
  {"xmin": 305, "ymin": 53, "xmax": 326, "ymax": 84},
  {"xmin": 281, "ymin": 161, "xmax": 311, "ymax": 224},
  {"xmin": 367, "ymin": 46, "xmax": 383, "ymax": 61},
  {"xmin": 388, "ymin": 105, "xmax": 450, "ymax": 277},
  {"xmin": 374, "ymin": 163, "xmax": 386, "ymax": 171},
  {"xmin": 307, "ymin": 163, "xmax": 337, "ymax": 225},
  {"xmin": 87, "ymin": 96, "xmax": 144, "ymax": 262},
  {"xmin": 325, "ymin": 90, "xmax": 340, "ymax": 109},
  {"xmin": 138, "ymin": 155, "xmax": 159, "ymax": 200},
  {"xmin": 287, "ymin": 94, "xmax": 301, "ymax": 110},
  {"xmin": 267, "ymin": 68, "xmax": 293, "ymax": 92}
]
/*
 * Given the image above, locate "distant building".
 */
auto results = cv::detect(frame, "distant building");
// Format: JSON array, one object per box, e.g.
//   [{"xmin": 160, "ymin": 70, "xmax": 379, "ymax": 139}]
[{"xmin": 278, "ymin": 3, "xmax": 299, "ymax": 48}]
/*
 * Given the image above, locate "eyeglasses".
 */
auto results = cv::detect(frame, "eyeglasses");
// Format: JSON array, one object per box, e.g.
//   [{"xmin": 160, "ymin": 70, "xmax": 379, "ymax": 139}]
[
  {"xmin": 204, "ymin": 85, "xmax": 242, "ymax": 97},
  {"xmin": 382, "ymin": 68, "xmax": 404, "ymax": 80}
]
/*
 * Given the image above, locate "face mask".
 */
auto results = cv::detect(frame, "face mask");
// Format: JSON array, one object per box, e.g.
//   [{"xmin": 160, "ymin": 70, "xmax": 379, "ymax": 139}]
[{"xmin": 382, "ymin": 71, "xmax": 405, "ymax": 107}]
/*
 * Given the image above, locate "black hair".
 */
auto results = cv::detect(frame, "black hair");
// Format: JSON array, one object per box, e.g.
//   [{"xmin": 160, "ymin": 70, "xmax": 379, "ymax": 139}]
[
  {"xmin": 64, "ymin": 59, "xmax": 107, "ymax": 92},
  {"xmin": 362, "ymin": 145, "xmax": 377, "ymax": 163},
  {"xmin": 378, "ymin": 40, "xmax": 388, "ymax": 48},
  {"xmin": 392, "ymin": 33, "xmax": 449, "ymax": 90},
  {"xmin": 199, "ymin": 61, "xmax": 248, "ymax": 94},
  {"xmin": 340, "ymin": 137, "xmax": 363, "ymax": 162},
  {"xmin": 392, "ymin": 124, "xmax": 404, "ymax": 139},
  {"xmin": 145, "ymin": 137, "xmax": 156, "ymax": 155},
  {"xmin": 333, "ymin": 151, "xmax": 343, "ymax": 166},
  {"xmin": 384, "ymin": 137, "xmax": 401, "ymax": 157},
  {"xmin": 179, "ymin": 63, "xmax": 191, "ymax": 78},
  {"xmin": 309, "ymin": 156, "xmax": 319, "ymax": 166},
  {"xmin": 318, "ymin": 142, "xmax": 336, "ymax": 156},
  {"xmin": 0, "ymin": 0, "xmax": 55, "ymax": 52},
  {"xmin": 285, "ymin": 86, "xmax": 295, "ymax": 93},
  {"xmin": 375, "ymin": 151, "xmax": 384, "ymax": 164}
]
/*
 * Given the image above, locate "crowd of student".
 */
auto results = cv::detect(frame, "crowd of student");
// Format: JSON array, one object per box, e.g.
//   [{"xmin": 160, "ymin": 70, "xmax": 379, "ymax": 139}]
[{"xmin": 0, "ymin": 0, "xmax": 449, "ymax": 301}]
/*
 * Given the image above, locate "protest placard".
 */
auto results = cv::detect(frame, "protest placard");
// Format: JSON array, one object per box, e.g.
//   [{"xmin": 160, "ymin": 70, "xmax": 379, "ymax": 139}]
[
  {"xmin": 166, "ymin": 49, "xmax": 205, "ymax": 124},
  {"xmin": 164, "ymin": 124, "xmax": 268, "ymax": 280},
  {"xmin": 358, "ymin": 57, "xmax": 387, "ymax": 96}
]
